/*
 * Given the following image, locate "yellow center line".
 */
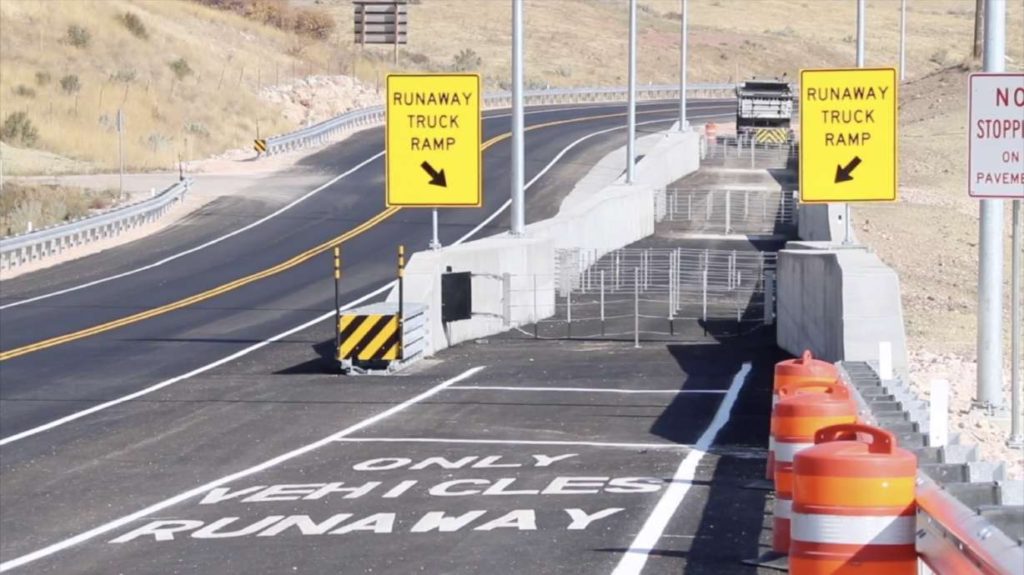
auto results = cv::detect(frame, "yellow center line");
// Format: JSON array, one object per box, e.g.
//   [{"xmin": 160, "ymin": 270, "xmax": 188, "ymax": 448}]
[{"xmin": 0, "ymin": 106, "xmax": 680, "ymax": 362}]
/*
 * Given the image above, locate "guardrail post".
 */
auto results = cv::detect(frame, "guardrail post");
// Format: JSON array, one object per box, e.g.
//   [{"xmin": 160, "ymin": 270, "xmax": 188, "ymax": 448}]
[
  {"xmin": 533, "ymin": 274, "xmax": 539, "ymax": 339},
  {"xmin": 600, "ymin": 270, "xmax": 606, "ymax": 336}
]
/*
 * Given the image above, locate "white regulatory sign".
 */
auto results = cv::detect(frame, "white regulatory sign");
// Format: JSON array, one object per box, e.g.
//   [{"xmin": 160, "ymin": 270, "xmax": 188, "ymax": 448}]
[{"xmin": 968, "ymin": 73, "xmax": 1024, "ymax": 199}]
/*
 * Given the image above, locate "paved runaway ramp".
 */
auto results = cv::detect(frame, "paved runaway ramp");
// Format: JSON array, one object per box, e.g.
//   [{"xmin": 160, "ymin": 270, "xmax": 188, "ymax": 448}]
[{"xmin": 7, "ymin": 335, "xmax": 781, "ymax": 574}]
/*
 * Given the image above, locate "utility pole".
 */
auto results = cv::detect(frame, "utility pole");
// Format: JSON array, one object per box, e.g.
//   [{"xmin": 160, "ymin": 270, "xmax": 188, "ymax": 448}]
[
  {"xmin": 678, "ymin": 0, "xmax": 688, "ymax": 131},
  {"xmin": 899, "ymin": 0, "xmax": 907, "ymax": 81},
  {"xmin": 973, "ymin": 0, "xmax": 985, "ymax": 60},
  {"xmin": 626, "ymin": 0, "xmax": 637, "ymax": 183},
  {"xmin": 510, "ymin": 0, "xmax": 525, "ymax": 236},
  {"xmin": 976, "ymin": 0, "xmax": 1006, "ymax": 412}
]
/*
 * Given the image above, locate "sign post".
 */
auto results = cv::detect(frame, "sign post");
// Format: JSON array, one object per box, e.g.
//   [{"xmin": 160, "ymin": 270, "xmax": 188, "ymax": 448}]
[
  {"xmin": 799, "ymin": 68, "xmax": 899, "ymax": 222},
  {"xmin": 386, "ymin": 74, "xmax": 482, "ymax": 248},
  {"xmin": 968, "ymin": 71, "xmax": 1023, "ymax": 430}
]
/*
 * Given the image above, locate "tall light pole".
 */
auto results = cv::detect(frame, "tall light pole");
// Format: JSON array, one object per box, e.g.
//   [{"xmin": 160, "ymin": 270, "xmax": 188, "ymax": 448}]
[
  {"xmin": 976, "ymin": 0, "xmax": 1005, "ymax": 410},
  {"xmin": 510, "ymin": 0, "xmax": 525, "ymax": 236},
  {"xmin": 844, "ymin": 0, "xmax": 865, "ymax": 245},
  {"xmin": 626, "ymin": 0, "xmax": 637, "ymax": 183},
  {"xmin": 899, "ymin": 0, "xmax": 907, "ymax": 81},
  {"xmin": 679, "ymin": 0, "xmax": 688, "ymax": 131}
]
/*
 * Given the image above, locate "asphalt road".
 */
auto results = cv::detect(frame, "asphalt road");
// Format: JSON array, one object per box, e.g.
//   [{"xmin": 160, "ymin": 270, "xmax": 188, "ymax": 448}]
[
  {"xmin": 0, "ymin": 100, "xmax": 733, "ymax": 443},
  {"xmin": 0, "ymin": 333, "xmax": 781, "ymax": 574},
  {"xmin": 0, "ymin": 99, "xmax": 796, "ymax": 574}
]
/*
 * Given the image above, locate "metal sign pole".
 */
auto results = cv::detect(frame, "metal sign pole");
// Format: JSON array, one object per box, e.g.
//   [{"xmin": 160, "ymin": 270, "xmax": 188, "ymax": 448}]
[
  {"xmin": 1011, "ymin": 199, "xmax": 1022, "ymax": 446},
  {"xmin": 626, "ymin": 0, "xmax": 637, "ymax": 183},
  {"xmin": 977, "ymin": 0, "xmax": 1005, "ymax": 411},
  {"xmin": 510, "ymin": 0, "xmax": 525, "ymax": 236},
  {"xmin": 678, "ymin": 0, "xmax": 688, "ymax": 131}
]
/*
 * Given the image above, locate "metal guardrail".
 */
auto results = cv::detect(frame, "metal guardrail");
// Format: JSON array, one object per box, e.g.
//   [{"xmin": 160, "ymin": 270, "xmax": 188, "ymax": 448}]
[
  {"xmin": 0, "ymin": 179, "xmax": 192, "ymax": 272},
  {"xmin": 264, "ymin": 83, "xmax": 738, "ymax": 155},
  {"xmin": 0, "ymin": 84, "xmax": 736, "ymax": 273},
  {"xmin": 841, "ymin": 362, "xmax": 1023, "ymax": 575},
  {"xmin": 916, "ymin": 474, "xmax": 1023, "ymax": 575}
]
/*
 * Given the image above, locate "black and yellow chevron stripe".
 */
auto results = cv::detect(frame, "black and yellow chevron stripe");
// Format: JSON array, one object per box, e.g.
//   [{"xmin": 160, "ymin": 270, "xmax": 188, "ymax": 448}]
[
  {"xmin": 755, "ymin": 128, "xmax": 789, "ymax": 144},
  {"xmin": 254, "ymin": 138, "xmax": 268, "ymax": 153},
  {"xmin": 338, "ymin": 314, "xmax": 401, "ymax": 361}
]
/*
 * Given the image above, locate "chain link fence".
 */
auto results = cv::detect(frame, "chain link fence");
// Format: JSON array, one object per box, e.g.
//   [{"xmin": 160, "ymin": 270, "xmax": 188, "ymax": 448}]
[
  {"xmin": 654, "ymin": 188, "xmax": 797, "ymax": 236},
  {"xmin": 499, "ymin": 247, "xmax": 776, "ymax": 342}
]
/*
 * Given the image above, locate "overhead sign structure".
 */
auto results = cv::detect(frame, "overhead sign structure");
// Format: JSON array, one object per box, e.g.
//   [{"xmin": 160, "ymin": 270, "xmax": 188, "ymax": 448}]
[
  {"xmin": 968, "ymin": 73, "xmax": 1024, "ymax": 199},
  {"xmin": 799, "ymin": 68, "xmax": 898, "ymax": 203},
  {"xmin": 386, "ymin": 74, "xmax": 481, "ymax": 208}
]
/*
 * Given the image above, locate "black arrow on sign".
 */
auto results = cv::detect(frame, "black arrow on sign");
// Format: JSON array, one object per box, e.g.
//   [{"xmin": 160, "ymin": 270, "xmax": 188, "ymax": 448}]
[
  {"xmin": 420, "ymin": 161, "xmax": 447, "ymax": 187},
  {"xmin": 834, "ymin": 156, "xmax": 863, "ymax": 183}
]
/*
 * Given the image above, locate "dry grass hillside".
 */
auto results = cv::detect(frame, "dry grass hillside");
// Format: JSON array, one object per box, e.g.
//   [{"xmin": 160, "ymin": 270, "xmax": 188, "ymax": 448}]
[
  {"xmin": 3, "ymin": 0, "xmax": 1022, "ymax": 175},
  {"xmin": 0, "ymin": 0, "xmax": 344, "ymax": 172}
]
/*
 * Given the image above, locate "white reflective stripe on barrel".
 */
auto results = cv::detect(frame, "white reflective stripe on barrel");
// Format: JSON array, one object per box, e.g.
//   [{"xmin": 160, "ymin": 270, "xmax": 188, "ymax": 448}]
[
  {"xmin": 773, "ymin": 441, "xmax": 814, "ymax": 463},
  {"xmin": 791, "ymin": 513, "xmax": 915, "ymax": 545},
  {"xmin": 768, "ymin": 436, "xmax": 776, "ymax": 451},
  {"xmin": 773, "ymin": 497, "xmax": 792, "ymax": 519}
]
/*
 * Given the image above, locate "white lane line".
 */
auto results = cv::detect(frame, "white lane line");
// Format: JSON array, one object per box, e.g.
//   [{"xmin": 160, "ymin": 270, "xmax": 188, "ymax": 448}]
[
  {"xmin": 0, "ymin": 282, "xmax": 394, "ymax": 447},
  {"xmin": 0, "ymin": 366, "xmax": 486, "ymax": 573},
  {"xmin": 335, "ymin": 437, "xmax": 692, "ymax": 450},
  {"xmin": 0, "ymin": 153, "xmax": 383, "ymax": 310},
  {"xmin": 454, "ymin": 112, "xmax": 726, "ymax": 246},
  {"xmin": 446, "ymin": 386, "xmax": 727, "ymax": 395},
  {"xmin": 611, "ymin": 361, "xmax": 753, "ymax": 575}
]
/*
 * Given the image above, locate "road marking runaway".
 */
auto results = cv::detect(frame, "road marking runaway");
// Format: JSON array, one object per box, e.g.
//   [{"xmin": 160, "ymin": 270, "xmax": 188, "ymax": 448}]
[
  {"xmin": 0, "ymin": 107, "xmax": 697, "ymax": 363},
  {"xmin": 611, "ymin": 361, "xmax": 753, "ymax": 575},
  {"xmin": 446, "ymin": 386, "xmax": 727, "ymax": 395},
  {"xmin": 0, "ymin": 366, "xmax": 486, "ymax": 573},
  {"xmin": 334, "ymin": 437, "xmax": 693, "ymax": 450}
]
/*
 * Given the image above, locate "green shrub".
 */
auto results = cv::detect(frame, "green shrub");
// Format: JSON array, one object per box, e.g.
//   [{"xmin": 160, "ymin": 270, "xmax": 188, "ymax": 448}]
[
  {"xmin": 292, "ymin": 7, "xmax": 335, "ymax": 40},
  {"xmin": 13, "ymin": 85, "xmax": 37, "ymax": 98},
  {"xmin": 110, "ymin": 68, "xmax": 137, "ymax": 83},
  {"xmin": 169, "ymin": 58, "xmax": 193, "ymax": 81},
  {"xmin": 119, "ymin": 12, "xmax": 149, "ymax": 39},
  {"xmin": 0, "ymin": 112, "xmax": 40, "ymax": 147},
  {"xmin": 65, "ymin": 24, "xmax": 91, "ymax": 48},
  {"xmin": 59, "ymin": 74, "xmax": 81, "ymax": 95},
  {"xmin": 451, "ymin": 48, "xmax": 481, "ymax": 72}
]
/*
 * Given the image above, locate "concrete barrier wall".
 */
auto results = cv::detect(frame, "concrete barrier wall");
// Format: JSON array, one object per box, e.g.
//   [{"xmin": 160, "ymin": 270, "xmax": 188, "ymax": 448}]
[
  {"xmin": 778, "ymin": 241, "xmax": 908, "ymax": 376},
  {"xmin": 390, "ymin": 129, "xmax": 701, "ymax": 354},
  {"xmin": 797, "ymin": 203, "xmax": 852, "ymax": 242}
]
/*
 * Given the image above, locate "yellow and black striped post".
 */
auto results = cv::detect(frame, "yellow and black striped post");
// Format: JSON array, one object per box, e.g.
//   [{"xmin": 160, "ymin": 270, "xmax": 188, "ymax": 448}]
[
  {"xmin": 333, "ymin": 246, "xmax": 341, "ymax": 352},
  {"xmin": 254, "ymin": 138, "xmax": 268, "ymax": 154},
  {"xmin": 397, "ymin": 244, "xmax": 405, "ymax": 360}
]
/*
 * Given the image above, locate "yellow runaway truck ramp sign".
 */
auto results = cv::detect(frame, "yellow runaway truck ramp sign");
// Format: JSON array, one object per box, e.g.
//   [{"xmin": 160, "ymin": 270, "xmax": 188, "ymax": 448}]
[
  {"xmin": 386, "ymin": 74, "xmax": 481, "ymax": 207},
  {"xmin": 800, "ymin": 68, "xmax": 898, "ymax": 203}
]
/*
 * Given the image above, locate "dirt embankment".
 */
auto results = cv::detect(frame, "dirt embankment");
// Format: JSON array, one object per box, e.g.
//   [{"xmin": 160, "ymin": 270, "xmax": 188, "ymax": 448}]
[{"xmin": 856, "ymin": 64, "xmax": 1022, "ymax": 478}]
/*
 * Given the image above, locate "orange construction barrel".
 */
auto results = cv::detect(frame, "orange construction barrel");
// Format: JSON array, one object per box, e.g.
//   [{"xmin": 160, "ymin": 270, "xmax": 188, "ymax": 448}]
[
  {"xmin": 767, "ymin": 350, "xmax": 841, "ymax": 479},
  {"xmin": 770, "ymin": 381, "xmax": 857, "ymax": 555},
  {"xmin": 705, "ymin": 122, "xmax": 718, "ymax": 142},
  {"xmin": 791, "ymin": 423, "xmax": 917, "ymax": 575}
]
